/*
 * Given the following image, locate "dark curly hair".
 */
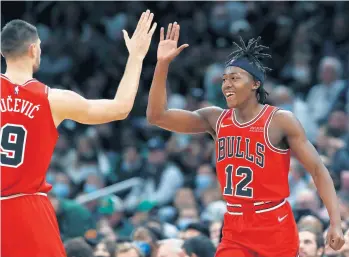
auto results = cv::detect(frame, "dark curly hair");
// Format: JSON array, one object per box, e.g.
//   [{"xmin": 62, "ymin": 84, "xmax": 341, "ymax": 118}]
[{"xmin": 228, "ymin": 36, "xmax": 272, "ymax": 104}]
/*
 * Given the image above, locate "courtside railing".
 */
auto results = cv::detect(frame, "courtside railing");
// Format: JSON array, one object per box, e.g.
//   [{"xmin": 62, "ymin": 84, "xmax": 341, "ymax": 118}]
[{"xmin": 75, "ymin": 177, "xmax": 142, "ymax": 204}]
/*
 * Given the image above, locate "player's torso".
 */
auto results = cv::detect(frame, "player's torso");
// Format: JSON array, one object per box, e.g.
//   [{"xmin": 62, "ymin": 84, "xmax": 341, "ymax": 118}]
[
  {"xmin": 0, "ymin": 74, "xmax": 58, "ymax": 195},
  {"xmin": 215, "ymin": 104, "xmax": 290, "ymax": 204}
]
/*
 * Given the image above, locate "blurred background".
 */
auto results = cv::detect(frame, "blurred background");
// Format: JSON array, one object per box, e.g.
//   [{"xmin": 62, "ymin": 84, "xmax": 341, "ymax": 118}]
[{"xmin": 2, "ymin": 1, "xmax": 349, "ymax": 257}]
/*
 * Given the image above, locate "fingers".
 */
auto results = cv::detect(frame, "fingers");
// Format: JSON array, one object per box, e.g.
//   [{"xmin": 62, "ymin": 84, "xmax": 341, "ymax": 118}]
[
  {"xmin": 144, "ymin": 12, "xmax": 154, "ymax": 33},
  {"xmin": 175, "ymin": 44, "xmax": 189, "ymax": 55},
  {"xmin": 166, "ymin": 23, "xmax": 172, "ymax": 40},
  {"xmin": 170, "ymin": 22, "xmax": 177, "ymax": 40},
  {"xmin": 328, "ymin": 233, "xmax": 345, "ymax": 251},
  {"xmin": 160, "ymin": 27, "xmax": 164, "ymax": 41},
  {"xmin": 148, "ymin": 22, "xmax": 157, "ymax": 37},
  {"xmin": 122, "ymin": 30, "xmax": 130, "ymax": 43},
  {"xmin": 174, "ymin": 24, "xmax": 180, "ymax": 42},
  {"xmin": 134, "ymin": 11, "xmax": 146, "ymax": 35}
]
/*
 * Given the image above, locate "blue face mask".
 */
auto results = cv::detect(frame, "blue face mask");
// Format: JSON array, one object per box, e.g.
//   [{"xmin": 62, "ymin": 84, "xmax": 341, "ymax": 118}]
[
  {"xmin": 83, "ymin": 184, "xmax": 98, "ymax": 193},
  {"xmin": 53, "ymin": 183, "xmax": 70, "ymax": 198},
  {"xmin": 133, "ymin": 241, "xmax": 151, "ymax": 257},
  {"xmin": 195, "ymin": 174, "xmax": 214, "ymax": 190},
  {"xmin": 46, "ymin": 173, "xmax": 55, "ymax": 184},
  {"xmin": 177, "ymin": 218, "xmax": 194, "ymax": 230}
]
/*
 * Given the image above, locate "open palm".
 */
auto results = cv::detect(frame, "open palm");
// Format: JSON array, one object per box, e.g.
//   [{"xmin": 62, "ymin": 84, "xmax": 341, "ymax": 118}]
[{"xmin": 157, "ymin": 22, "xmax": 189, "ymax": 63}]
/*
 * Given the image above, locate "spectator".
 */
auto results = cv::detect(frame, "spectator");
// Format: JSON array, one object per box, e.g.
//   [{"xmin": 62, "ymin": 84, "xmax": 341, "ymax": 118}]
[
  {"xmin": 93, "ymin": 239, "xmax": 116, "ymax": 257},
  {"xmin": 156, "ymin": 239, "xmax": 185, "ymax": 257},
  {"xmin": 124, "ymin": 137, "xmax": 184, "ymax": 211},
  {"xmin": 182, "ymin": 235, "xmax": 216, "ymax": 257},
  {"xmin": 176, "ymin": 206, "xmax": 200, "ymax": 230},
  {"xmin": 299, "ymin": 228, "xmax": 325, "ymax": 257},
  {"xmin": 270, "ymin": 85, "xmax": 317, "ymax": 142},
  {"xmin": 209, "ymin": 221, "xmax": 223, "ymax": 247},
  {"xmin": 182, "ymin": 223, "xmax": 210, "ymax": 239},
  {"xmin": 49, "ymin": 193, "xmax": 95, "ymax": 241},
  {"xmin": 307, "ymin": 56, "xmax": 345, "ymax": 124},
  {"xmin": 64, "ymin": 237, "xmax": 94, "ymax": 257},
  {"xmin": 98, "ymin": 195, "xmax": 134, "ymax": 238},
  {"xmin": 116, "ymin": 242, "xmax": 144, "ymax": 257}
]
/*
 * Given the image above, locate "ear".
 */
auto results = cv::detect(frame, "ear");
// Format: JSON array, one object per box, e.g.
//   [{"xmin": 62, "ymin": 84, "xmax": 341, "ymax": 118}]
[
  {"xmin": 28, "ymin": 43, "xmax": 36, "ymax": 58},
  {"xmin": 252, "ymin": 80, "xmax": 261, "ymax": 91}
]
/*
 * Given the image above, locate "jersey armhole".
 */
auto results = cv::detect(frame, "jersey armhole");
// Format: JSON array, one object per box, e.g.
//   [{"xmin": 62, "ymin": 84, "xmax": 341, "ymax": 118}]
[
  {"xmin": 264, "ymin": 107, "xmax": 289, "ymax": 154},
  {"xmin": 45, "ymin": 85, "xmax": 50, "ymax": 96},
  {"xmin": 215, "ymin": 109, "xmax": 229, "ymax": 136}
]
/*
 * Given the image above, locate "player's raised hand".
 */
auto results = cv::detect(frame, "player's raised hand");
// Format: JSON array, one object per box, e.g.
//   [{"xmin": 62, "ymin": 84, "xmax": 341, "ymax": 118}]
[
  {"xmin": 123, "ymin": 10, "xmax": 157, "ymax": 60},
  {"xmin": 326, "ymin": 224, "xmax": 345, "ymax": 251},
  {"xmin": 157, "ymin": 22, "xmax": 189, "ymax": 63}
]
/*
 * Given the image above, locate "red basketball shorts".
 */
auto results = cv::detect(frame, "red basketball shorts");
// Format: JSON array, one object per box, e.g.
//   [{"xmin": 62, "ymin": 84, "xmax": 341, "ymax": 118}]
[
  {"xmin": 215, "ymin": 200, "xmax": 299, "ymax": 257},
  {"xmin": 1, "ymin": 193, "xmax": 67, "ymax": 257}
]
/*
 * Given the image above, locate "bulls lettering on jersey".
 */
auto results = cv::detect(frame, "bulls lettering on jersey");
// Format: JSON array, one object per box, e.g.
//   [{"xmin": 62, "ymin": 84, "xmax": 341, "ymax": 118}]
[
  {"xmin": 0, "ymin": 74, "xmax": 58, "ymax": 196},
  {"xmin": 215, "ymin": 105, "xmax": 291, "ymax": 203}
]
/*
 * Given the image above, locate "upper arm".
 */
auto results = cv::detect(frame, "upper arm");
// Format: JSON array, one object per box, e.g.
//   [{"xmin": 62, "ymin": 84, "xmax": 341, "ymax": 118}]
[
  {"xmin": 148, "ymin": 106, "xmax": 223, "ymax": 135},
  {"xmin": 48, "ymin": 89, "xmax": 131, "ymax": 126},
  {"xmin": 275, "ymin": 110, "xmax": 325, "ymax": 176}
]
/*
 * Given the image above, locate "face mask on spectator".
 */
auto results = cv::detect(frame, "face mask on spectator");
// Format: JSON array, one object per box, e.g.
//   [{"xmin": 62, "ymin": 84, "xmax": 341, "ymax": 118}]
[
  {"xmin": 195, "ymin": 174, "xmax": 214, "ymax": 190},
  {"xmin": 133, "ymin": 241, "xmax": 152, "ymax": 257},
  {"xmin": 53, "ymin": 183, "xmax": 70, "ymax": 198},
  {"xmin": 46, "ymin": 173, "xmax": 55, "ymax": 184},
  {"xmin": 83, "ymin": 183, "xmax": 98, "ymax": 193},
  {"xmin": 177, "ymin": 218, "xmax": 194, "ymax": 230},
  {"xmin": 293, "ymin": 68, "xmax": 310, "ymax": 83}
]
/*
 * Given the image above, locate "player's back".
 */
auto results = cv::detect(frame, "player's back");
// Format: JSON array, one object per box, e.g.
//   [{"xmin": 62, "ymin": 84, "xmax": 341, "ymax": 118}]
[{"xmin": 0, "ymin": 74, "xmax": 58, "ymax": 196}]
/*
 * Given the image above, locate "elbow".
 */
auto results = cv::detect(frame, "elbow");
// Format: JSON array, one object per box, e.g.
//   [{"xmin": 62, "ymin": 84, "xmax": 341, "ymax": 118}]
[
  {"xmin": 117, "ymin": 103, "xmax": 133, "ymax": 120},
  {"xmin": 118, "ymin": 111, "xmax": 130, "ymax": 120},
  {"xmin": 146, "ymin": 109, "xmax": 161, "ymax": 125}
]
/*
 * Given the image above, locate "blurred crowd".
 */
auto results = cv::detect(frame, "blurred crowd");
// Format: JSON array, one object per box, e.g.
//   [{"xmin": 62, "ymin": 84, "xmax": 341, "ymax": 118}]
[{"xmin": 2, "ymin": 1, "xmax": 349, "ymax": 257}]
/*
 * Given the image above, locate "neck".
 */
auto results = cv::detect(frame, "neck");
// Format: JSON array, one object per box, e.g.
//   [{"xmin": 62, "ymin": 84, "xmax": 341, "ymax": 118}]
[
  {"xmin": 4, "ymin": 59, "xmax": 33, "ymax": 84},
  {"xmin": 234, "ymin": 96, "xmax": 263, "ymax": 123}
]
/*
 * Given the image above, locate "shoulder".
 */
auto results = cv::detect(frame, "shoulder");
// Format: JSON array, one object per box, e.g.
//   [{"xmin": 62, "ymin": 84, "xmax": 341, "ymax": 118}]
[
  {"xmin": 271, "ymin": 109, "xmax": 305, "ymax": 136},
  {"xmin": 196, "ymin": 106, "xmax": 225, "ymax": 123}
]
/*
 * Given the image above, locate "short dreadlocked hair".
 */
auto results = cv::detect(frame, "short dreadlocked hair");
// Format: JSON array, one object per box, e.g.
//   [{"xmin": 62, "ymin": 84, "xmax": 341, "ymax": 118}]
[{"xmin": 227, "ymin": 36, "xmax": 272, "ymax": 104}]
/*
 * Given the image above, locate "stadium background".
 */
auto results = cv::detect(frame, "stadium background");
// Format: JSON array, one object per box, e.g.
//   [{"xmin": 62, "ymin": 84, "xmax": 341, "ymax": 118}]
[{"xmin": 2, "ymin": 1, "xmax": 349, "ymax": 257}]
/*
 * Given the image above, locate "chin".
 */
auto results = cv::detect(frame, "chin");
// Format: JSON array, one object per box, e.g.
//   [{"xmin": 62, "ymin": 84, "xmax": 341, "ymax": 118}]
[{"xmin": 226, "ymin": 100, "xmax": 238, "ymax": 109}]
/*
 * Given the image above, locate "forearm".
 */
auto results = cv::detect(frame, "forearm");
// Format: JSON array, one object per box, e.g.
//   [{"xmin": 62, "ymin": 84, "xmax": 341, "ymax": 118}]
[
  {"xmin": 113, "ymin": 55, "xmax": 144, "ymax": 113},
  {"xmin": 312, "ymin": 164, "xmax": 341, "ymax": 225},
  {"xmin": 146, "ymin": 61, "xmax": 170, "ymax": 122}
]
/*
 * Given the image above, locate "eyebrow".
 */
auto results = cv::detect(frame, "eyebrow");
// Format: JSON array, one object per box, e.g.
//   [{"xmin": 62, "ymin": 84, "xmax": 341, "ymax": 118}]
[{"xmin": 223, "ymin": 72, "xmax": 240, "ymax": 77}]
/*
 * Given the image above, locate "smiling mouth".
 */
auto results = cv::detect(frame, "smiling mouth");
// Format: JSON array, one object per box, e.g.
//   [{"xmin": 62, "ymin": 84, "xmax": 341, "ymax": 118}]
[{"xmin": 225, "ymin": 93, "xmax": 235, "ymax": 99}]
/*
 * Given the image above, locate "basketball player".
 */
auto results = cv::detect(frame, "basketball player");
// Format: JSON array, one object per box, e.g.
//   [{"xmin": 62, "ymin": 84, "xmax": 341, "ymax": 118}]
[
  {"xmin": 0, "ymin": 10, "xmax": 156, "ymax": 257},
  {"xmin": 146, "ymin": 23, "xmax": 345, "ymax": 256}
]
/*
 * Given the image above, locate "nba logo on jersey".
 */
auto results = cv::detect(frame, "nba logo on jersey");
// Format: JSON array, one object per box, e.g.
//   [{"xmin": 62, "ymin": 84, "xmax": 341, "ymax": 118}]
[{"xmin": 14, "ymin": 86, "xmax": 19, "ymax": 95}]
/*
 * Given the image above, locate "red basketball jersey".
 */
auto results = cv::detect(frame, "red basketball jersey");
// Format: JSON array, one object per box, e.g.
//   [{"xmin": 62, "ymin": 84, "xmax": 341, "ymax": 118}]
[
  {"xmin": 1, "ymin": 74, "xmax": 58, "ymax": 196},
  {"xmin": 215, "ymin": 104, "xmax": 291, "ymax": 203}
]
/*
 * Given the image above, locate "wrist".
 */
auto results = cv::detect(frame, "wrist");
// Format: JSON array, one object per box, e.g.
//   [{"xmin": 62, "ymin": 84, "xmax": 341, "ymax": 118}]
[
  {"xmin": 330, "ymin": 217, "xmax": 342, "ymax": 227},
  {"xmin": 128, "ymin": 54, "xmax": 145, "ymax": 62},
  {"xmin": 157, "ymin": 59, "xmax": 171, "ymax": 66}
]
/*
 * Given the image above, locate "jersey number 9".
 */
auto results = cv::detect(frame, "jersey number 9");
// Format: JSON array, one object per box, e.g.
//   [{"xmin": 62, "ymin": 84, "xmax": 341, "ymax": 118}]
[{"xmin": 0, "ymin": 124, "xmax": 27, "ymax": 168}]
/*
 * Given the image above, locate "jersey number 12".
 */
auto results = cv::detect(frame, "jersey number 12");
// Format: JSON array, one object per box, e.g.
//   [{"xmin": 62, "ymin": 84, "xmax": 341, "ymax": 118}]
[
  {"xmin": 0, "ymin": 124, "xmax": 27, "ymax": 168},
  {"xmin": 223, "ymin": 165, "xmax": 253, "ymax": 198}
]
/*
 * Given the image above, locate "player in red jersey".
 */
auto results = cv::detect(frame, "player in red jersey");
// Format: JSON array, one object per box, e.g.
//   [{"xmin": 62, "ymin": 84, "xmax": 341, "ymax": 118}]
[
  {"xmin": 146, "ymin": 23, "xmax": 345, "ymax": 256},
  {"xmin": 0, "ymin": 11, "xmax": 157, "ymax": 257}
]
